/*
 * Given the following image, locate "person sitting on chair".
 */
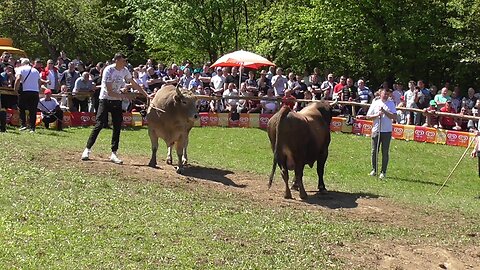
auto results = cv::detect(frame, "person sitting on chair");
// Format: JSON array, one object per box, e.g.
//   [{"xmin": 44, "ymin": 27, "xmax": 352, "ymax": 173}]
[{"xmin": 37, "ymin": 89, "xmax": 63, "ymax": 130}]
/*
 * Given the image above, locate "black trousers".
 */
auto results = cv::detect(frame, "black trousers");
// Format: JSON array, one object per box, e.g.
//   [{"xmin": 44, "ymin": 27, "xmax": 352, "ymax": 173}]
[
  {"xmin": 371, "ymin": 132, "xmax": 392, "ymax": 174},
  {"xmin": 42, "ymin": 110, "xmax": 64, "ymax": 130},
  {"xmin": 0, "ymin": 110, "xmax": 6, "ymax": 132},
  {"xmin": 18, "ymin": 91, "xmax": 39, "ymax": 130},
  {"xmin": 86, "ymin": 99, "xmax": 123, "ymax": 152},
  {"xmin": 72, "ymin": 97, "xmax": 89, "ymax": 112}
]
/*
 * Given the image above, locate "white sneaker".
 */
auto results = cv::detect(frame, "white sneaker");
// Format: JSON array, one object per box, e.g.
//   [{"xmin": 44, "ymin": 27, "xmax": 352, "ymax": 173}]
[
  {"xmin": 110, "ymin": 152, "xmax": 123, "ymax": 164},
  {"xmin": 379, "ymin": 173, "xmax": 386, "ymax": 180},
  {"xmin": 369, "ymin": 170, "xmax": 376, "ymax": 176},
  {"xmin": 81, "ymin": 148, "xmax": 91, "ymax": 161}
]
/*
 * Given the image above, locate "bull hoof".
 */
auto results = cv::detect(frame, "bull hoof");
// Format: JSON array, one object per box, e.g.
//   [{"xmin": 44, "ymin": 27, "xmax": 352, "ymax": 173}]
[
  {"xmin": 181, "ymin": 159, "xmax": 188, "ymax": 166},
  {"xmin": 148, "ymin": 162, "xmax": 157, "ymax": 168},
  {"xmin": 318, "ymin": 187, "xmax": 328, "ymax": 194},
  {"xmin": 299, "ymin": 191, "xmax": 308, "ymax": 200},
  {"xmin": 175, "ymin": 166, "xmax": 184, "ymax": 174},
  {"xmin": 284, "ymin": 190, "xmax": 293, "ymax": 199},
  {"xmin": 166, "ymin": 159, "xmax": 173, "ymax": 165}
]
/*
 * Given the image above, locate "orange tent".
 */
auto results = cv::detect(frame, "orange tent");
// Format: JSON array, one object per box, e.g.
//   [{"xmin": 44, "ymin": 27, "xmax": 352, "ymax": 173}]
[{"xmin": 0, "ymin": 38, "xmax": 27, "ymax": 57}]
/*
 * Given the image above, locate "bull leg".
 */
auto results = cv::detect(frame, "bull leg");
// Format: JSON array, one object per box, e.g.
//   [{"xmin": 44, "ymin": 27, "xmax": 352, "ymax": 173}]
[
  {"xmin": 166, "ymin": 144, "xmax": 173, "ymax": 165},
  {"xmin": 317, "ymin": 150, "xmax": 329, "ymax": 193},
  {"xmin": 175, "ymin": 139, "xmax": 186, "ymax": 174},
  {"xmin": 295, "ymin": 165, "xmax": 308, "ymax": 200},
  {"xmin": 148, "ymin": 128, "xmax": 159, "ymax": 168},
  {"xmin": 281, "ymin": 168, "xmax": 292, "ymax": 199},
  {"xmin": 181, "ymin": 136, "xmax": 189, "ymax": 166}
]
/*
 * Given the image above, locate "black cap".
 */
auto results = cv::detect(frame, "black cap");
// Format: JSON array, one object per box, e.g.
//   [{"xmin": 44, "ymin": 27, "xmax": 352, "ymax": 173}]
[{"xmin": 113, "ymin": 53, "xmax": 127, "ymax": 61}]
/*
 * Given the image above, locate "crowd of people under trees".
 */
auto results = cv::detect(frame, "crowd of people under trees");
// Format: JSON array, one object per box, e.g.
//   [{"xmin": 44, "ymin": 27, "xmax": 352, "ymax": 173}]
[{"xmin": 0, "ymin": 50, "xmax": 479, "ymax": 133}]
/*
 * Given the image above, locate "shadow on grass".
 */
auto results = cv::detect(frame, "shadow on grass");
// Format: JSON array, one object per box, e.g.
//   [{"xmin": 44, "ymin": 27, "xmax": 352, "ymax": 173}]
[
  {"xmin": 389, "ymin": 176, "xmax": 443, "ymax": 187},
  {"xmin": 181, "ymin": 165, "xmax": 247, "ymax": 188},
  {"xmin": 303, "ymin": 191, "xmax": 379, "ymax": 209}
]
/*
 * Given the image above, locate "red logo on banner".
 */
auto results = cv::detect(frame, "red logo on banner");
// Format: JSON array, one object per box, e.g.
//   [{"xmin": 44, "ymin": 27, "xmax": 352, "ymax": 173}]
[
  {"xmin": 392, "ymin": 124, "xmax": 405, "ymax": 139},
  {"xmin": 361, "ymin": 121, "xmax": 373, "ymax": 136},
  {"xmin": 63, "ymin": 112, "xmax": 72, "ymax": 127},
  {"xmin": 122, "ymin": 113, "xmax": 132, "ymax": 127},
  {"xmin": 259, "ymin": 114, "xmax": 273, "ymax": 129},
  {"xmin": 425, "ymin": 128, "xmax": 437, "ymax": 143},
  {"xmin": 208, "ymin": 113, "xmax": 219, "ymax": 126},
  {"xmin": 352, "ymin": 120, "xmax": 363, "ymax": 134},
  {"xmin": 228, "ymin": 113, "xmax": 239, "ymax": 127},
  {"xmin": 330, "ymin": 118, "xmax": 343, "ymax": 132},
  {"xmin": 414, "ymin": 126, "xmax": 427, "ymax": 142},
  {"xmin": 239, "ymin": 114, "xmax": 250, "ymax": 128},
  {"xmin": 446, "ymin": 131, "xmax": 459, "ymax": 146},
  {"xmin": 458, "ymin": 133, "xmax": 470, "ymax": 147},
  {"xmin": 199, "ymin": 112, "xmax": 209, "ymax": 126}
]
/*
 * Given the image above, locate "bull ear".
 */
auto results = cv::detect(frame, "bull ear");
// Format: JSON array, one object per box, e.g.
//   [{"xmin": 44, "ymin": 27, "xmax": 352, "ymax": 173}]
[{"xmin": 175, "ymin": 85, "xmax": 184, "ymax": 98}]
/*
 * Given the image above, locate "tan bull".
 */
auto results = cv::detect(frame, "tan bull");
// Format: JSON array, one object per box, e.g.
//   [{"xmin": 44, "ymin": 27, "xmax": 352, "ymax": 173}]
[{"xmin": 147, "ymin": 85, "xmax": 199, "ymax": 173}]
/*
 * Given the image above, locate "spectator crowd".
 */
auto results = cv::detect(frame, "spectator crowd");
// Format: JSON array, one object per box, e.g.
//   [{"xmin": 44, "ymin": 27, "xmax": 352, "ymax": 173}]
[{"xmin": 1, "ymin": 50, "xmax": 479, "ymax": 133}]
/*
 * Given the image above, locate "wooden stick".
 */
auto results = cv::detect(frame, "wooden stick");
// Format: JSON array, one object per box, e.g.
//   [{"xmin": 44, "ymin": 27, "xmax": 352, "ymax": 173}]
[{"xmin": 435, "ymin": 137, "xmax": 476, "ymax": 195}]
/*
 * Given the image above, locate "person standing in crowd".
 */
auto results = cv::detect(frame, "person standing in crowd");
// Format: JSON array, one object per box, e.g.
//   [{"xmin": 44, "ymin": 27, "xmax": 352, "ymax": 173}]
[
  {"xmin": 320, "ymin": 73, "xmax": 336, "ymax": 100},
  {"xmin": 37, "ymin": 89, "xmax": 63, "ymax": 130},
  {"xmin": 81, "ymin": 53, "xmax": 149, "ymax": 164},
  {"xmin": 41, "ymin": 59, "xmax": 61, "ymax": 93},
  {"xmin": 366, "ymin": 88, "xmax": 397, "ymax": 179},
  {"xmin": 271, "ymin": 67, "xmax": 287, "ymax": 97},
  {"xmin": 72, "ymin": 72, "xmax": 95, "ymax": 112},
  {"xmin": 60, "ymin": 62, "xmax": 80, "ymax": 93},
  {"xmin": 14, "ymin": 58, "xmax": 41, "ymax": 133}
]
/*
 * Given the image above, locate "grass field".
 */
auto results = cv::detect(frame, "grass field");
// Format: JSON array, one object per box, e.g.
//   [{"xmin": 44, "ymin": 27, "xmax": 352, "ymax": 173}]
[{"xmin": 0, "ymin": 126, "xmax": 478, "ymax": 269}]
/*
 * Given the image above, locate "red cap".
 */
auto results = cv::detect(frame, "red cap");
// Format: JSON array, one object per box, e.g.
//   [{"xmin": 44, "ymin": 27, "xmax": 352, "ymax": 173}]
[{"xmin": 44, "ymin": 89, "xmax": 52, "ymax": 95}]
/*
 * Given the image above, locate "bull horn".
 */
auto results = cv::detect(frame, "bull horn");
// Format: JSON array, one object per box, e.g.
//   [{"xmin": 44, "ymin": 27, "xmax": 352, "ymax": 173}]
[
  {"xmin": 330, "ymin": 99, "xmax": 338, "ymax": 106},
  {"xmin": 175, "ymin": 85, "xmax": 183, "ymax": 97}
]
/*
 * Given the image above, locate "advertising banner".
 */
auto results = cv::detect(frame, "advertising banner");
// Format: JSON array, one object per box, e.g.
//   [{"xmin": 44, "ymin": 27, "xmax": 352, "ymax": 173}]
[
  {"xmin": 238, "ymin": 113, "xmax": 250, "ymax": 128},
  {"xmin": 122, "ymin": 113, "xmax": 132, "ymax": 127},
  {"xmin": 392, "ymin": 124, "xmax": 405, "ymax": 140},
  {"xmin": 414, "ymin": 126, "xmax": 427, "ymax": 142},
  {"xmin": 259, "ymin": 114, "xmax": 273, "ymax": 130},
  {"xmin": 199, "ymin": 112, "xmax": 209, "ymax": 126},
  {"xmin": 250, "ymin": 114, "xmax": 260, "ymax": 128},
  {"xmin": 403, "ymin": 125, "xmax": 415, "ymax": 141},
  {"xmin": 361, "ymin": 120, "xmax": 373, "ymax": 136},
  {"xmin": 446, "ymin": 130, "xmax": 460, "ymax": 146},
  {"xmin": 330, "ymin": 117, "xmax": 343, "ymax": 132},
  {"xmin": 436, "ymin": 129, "xmax": 447, "ymax": 144},
  {"xmin": 425, "ymin": 128, "xmax": 437, "ymax": 143},
  {"xmin": 457, "ymin": 132, "xmax": 470, "ymax": 147},
  {"xmin": 62, "ymin": 112, "xmax": 72, "ymax": 127},
  {"xmin": 352, "ymin": 119, "xmax": 363, "ymax": 134},
  {"xmin": 132, "ymin": 112, "xmax": 143, "ymax": 127},
  {"xmin": 218, "ymin": 113, "xmax": 229, "ymax": 127}
]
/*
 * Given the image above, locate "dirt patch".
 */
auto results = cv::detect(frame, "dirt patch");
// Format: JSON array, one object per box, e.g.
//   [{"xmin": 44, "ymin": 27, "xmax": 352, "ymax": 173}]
[{"xmin": 56, "ymin": 150, "xmax": 479, "ymax": 269}]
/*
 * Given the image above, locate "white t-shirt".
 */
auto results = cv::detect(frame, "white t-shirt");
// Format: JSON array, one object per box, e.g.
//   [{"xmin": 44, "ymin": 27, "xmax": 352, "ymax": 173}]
[
  {"xmin": 45, "ymin": 69, "xmax": 57, "ymax": 90},
  {"xmin": 367, "ymin": 99, "xmax": 397, "ymax": 134},
  {"xmin": 38, "ymin": 98, "xmax": 59, "ymax": 112},
  {"xmin": 99, "ymin": 64, "xmax": 132, "ymax": 100},
  {"xmin": 271, "ymin": 75, "xmax": 287, "ymax": 96},
  {"xmin": 211, "ymin": 75, "xmax": 225, "ymax": 95},
  {"xmin": 17, "ymin": 65, "xmax": 40, "ymax": 92}
]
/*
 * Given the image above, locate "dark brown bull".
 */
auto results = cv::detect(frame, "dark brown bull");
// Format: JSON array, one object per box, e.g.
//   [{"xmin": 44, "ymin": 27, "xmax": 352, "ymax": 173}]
[
  {"xmin": 147, "ymin": 85, "xmax": 198, "ymax": 173},
  {"xmin": 267, "ymin": 101, "xmax": 339, "ymax": 199}
]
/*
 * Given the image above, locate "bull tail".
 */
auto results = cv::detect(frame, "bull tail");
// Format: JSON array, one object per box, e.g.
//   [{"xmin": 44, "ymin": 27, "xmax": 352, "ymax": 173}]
[{"xmin": 268, "ymin": 106, "xmax": 291, "ymax": 189}]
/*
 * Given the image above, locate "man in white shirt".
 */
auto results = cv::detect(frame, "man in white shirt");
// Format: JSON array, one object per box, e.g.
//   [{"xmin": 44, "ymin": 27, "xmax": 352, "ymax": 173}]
[
  {"xmin": 37, "ymin": 89, "xmax": 63, "ymax": 130},
  {"xmin": 366, "ymin": 88, "xmax": 397, "ymax": 179},
  {"xmin": 271, "ymin": 67, "xmax": 287, "ymax": 97},
  {"xmin": 14, "ymin": 58, "xmax": 41, "ymax": 132},
  {"xmin": 81, "ymin": 53, "xmax": 149, "ymax": 164}
]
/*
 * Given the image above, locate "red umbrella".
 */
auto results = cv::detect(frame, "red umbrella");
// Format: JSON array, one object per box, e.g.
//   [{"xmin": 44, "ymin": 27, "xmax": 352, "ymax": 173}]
[{"xmin": 210, "ymin": 50, "xmax": 275, "ymax": 69}]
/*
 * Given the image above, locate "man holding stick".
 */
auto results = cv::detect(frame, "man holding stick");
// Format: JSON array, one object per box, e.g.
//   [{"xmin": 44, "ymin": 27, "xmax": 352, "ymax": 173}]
[
  {"xmin": 81, "ymin": 53, "xmax": 149, "ymax": 164},
  {"xmin": 366, "ymin": 88, "xmax": 397, "ymax": 179}
]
